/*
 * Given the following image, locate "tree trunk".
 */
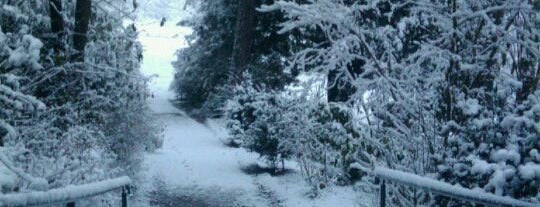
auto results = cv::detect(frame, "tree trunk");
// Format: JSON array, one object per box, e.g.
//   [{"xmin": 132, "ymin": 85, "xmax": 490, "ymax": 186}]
[
  {"xmin": 49, "ymin": 0, "xmax": 64, "ymax": 53},
  {"xmin": 231, "ymin": 0, "xmax": 257, "ymax": 83},
  {"xmin": 72, "ymin": 0, "xmax": 92, "ymax": 62}
]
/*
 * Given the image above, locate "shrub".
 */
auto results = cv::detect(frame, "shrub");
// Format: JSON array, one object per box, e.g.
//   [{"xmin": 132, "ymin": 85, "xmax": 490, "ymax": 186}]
[{"xmin": 225, "ymin": 80, "xmax": 358, "ymax": 195}]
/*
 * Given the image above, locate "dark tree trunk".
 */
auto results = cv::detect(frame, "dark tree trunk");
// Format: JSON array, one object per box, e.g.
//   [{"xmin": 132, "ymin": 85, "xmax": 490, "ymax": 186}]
[
  {"xmin": 231, "ymin": 0, "xmax": 257, "ymax": 82},
  {"xmin": 49, "ymin": 0, "xmax": 64, "ymax": 53},
  {"xmin": 72, "ymin": 0, "xmax": 92, "ymax": 62}
]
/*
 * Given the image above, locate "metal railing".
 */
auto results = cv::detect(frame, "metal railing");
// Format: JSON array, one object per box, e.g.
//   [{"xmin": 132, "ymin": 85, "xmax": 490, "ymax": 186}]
[
  {"xmin": 371, "ymin": 167, "xmax": 536, "ymax": 207},
  {"xmin": 0, "ymin": 176, "xmax": 131, "ymax": 207}
]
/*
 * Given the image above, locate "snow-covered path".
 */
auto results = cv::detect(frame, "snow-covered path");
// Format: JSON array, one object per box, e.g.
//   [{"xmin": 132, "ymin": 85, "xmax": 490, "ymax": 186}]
[
  {"xmin": 142, "ymin": 108, "xmax": 267, "ymax": 206},
  {"xmin": 135, "ymin": 3, "xmax": 372, "ymax": 207},
  {"xmin": 136, "ymin": 12, "xmax": 273, "ymax": 207}
]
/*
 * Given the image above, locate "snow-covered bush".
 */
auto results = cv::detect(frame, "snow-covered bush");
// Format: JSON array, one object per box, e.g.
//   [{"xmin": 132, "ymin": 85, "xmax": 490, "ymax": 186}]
[
  {"xmin": 7, "ymin": 110, "xmax": 114, "ymax": 188},
  {"xmin": 0, "ymin": 25, "xmax": 47, "ymax": 193},
  {"xmin": 0, "ymin": 0, "xmax": 160, "ymax": 202},
  {"xmin": 284, "ymin": 102, "xmax": 356, "ymax": 195},
  {"xmin": 226, "ymin": 79, "xmax": 290, "ymax": 165},
  {"xmin": 226, "ymin": 79, "xmax": 359, "ymax": 195},
  {"xmin": 263, "ymin": 0, "xmax": 540, "ymax": 204},
  {"xmin": 409, "ymin": 0, "xmax": 540, "ymax": 204}
]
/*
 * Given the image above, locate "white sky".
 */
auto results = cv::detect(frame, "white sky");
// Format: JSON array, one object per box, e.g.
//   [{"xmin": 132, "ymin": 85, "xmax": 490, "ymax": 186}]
[{"xmin": 136, "ymin": 0, "xmax": 192, "ymax": 89}]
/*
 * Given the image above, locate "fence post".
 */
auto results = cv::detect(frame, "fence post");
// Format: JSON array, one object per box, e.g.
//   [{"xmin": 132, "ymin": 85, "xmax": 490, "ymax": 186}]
[
  {"xmin": 380, "ymin": 179, "xmax": 386, "ymax": 207},
  {"xmin": 121, "ymin": 186, "xmax": 128, "ymax": 207},
  {"xmin": 66, "ymin": 202, "xmax": 75, "ymax": 207}
]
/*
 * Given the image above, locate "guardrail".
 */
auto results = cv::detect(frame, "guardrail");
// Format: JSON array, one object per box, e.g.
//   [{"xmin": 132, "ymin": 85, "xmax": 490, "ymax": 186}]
[
  {"xmin": 0, "ymin": 176, "xmax": 131, "ymax": 207},
  {"xmin": 370, "ymin": 166, "xmax": 536, "ymax": 207}
]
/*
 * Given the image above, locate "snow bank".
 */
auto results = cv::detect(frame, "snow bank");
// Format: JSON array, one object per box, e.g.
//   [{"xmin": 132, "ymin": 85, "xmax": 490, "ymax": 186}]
[
  {"xmin": 373, "ymin": 167, "xmax": 536, "ymax": 207},
  {"xmin": 256, "ymin": 172, "xmax": 373, "ymax": 207},
  {"xmin": 0, "ymin": 176, "xmax": 131, "ymax": 206}
]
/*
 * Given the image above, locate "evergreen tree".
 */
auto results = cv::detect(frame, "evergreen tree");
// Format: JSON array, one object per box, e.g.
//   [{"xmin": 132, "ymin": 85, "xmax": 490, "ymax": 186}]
[{"xmin": 172, "ymin": 0, "xmax": 295, "ymax": 118}]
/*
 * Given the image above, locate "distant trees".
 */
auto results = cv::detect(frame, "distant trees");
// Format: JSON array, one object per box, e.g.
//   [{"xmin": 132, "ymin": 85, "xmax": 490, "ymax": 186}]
[{"xmin": 172, "ymin": 0, "xmax": 295, "ymax": 118}]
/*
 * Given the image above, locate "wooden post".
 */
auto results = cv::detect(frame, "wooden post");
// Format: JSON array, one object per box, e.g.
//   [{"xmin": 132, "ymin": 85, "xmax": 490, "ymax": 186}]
[
  {"xmin": 121, "ymin": 186, "xmax": 128, "ymax": 207},
  {"xmin": 66, "ymin": 202, "xmax": 75, "ymax": 207},
  {"xmin": 380, "ymin": 180, "xmax": 386, "ymax": 207}
]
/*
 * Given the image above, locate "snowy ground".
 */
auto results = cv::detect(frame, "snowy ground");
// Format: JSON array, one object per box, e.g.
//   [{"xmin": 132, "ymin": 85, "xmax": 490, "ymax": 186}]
[{"xmin": 136, "ymin": 2, "xmax": 373, "ymax": 206}]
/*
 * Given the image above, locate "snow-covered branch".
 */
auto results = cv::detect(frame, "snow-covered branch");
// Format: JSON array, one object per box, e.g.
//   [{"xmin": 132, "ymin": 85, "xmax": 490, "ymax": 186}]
[
  {"xmin": 0, "ymin": 176, "xmax": 131, "ymax": 206},
  {"xmin": 374, "ymin": 167, "xmax": 537, "ymax": 207}
]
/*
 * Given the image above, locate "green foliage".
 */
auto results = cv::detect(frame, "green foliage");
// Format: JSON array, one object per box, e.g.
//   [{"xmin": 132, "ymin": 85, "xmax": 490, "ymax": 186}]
[{"xmin": 225, "ymin": 79, "xmax": 287, "ymax": 165}]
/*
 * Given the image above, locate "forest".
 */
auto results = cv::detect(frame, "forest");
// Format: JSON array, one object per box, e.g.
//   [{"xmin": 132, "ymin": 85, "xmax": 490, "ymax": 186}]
[{"xmin": 1, "ymin": 0, "xmax": 540, "ymax": 206}]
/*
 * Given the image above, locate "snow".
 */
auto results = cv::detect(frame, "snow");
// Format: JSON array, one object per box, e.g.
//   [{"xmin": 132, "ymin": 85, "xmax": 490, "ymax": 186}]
[
  {"xmin": 136, "ymin": 2, "xmax": 372, "ymax": 206},
  {"xmin": 0, "ymin": 151, "xmax": 48, "ymax": 191},
  {"xmin": 137, "ymin": 8, "xmax": 191, "ymax": 115},
  {"xmin": 0, "ymin": 152, "xmax": 18, "ymax": 193},
  {"xmin": 254, "ymin": 171, "xmax": 373, "ymax": 207},
  {"xmin": 8, "ymin": 34, "xmax": 43, "ymax": 70},
  {"xmin": 0, "ymin": 176, "xmax": 131, "ymax": 206},
  {"xmin": 457, "ymin": 98, "xmax": 481, "ymax": 116},
  {"xmin": 373, "ymin": 167, "xmax": 536, "ymax": 207},
  {"xmin": 471, "ymin": 159, "xmax": 496, "ymax": 175},
  {"xmin": 518, "ymin": 163, "xmax": 540, "ymax": 181},
  {"xmin": 490, "ymin": 149, "xmax": 521, "ymax": 165},
  {"xmin": 0, "ymin": 120, "xmax": 16, "ymax": 140},
  {"xmin": 530, "ymin": 149, "xmax": 540, "ymax": 162},
  {"xmin": 137, "ymin": 5, "xmax": 266, "ymax": 205}
]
